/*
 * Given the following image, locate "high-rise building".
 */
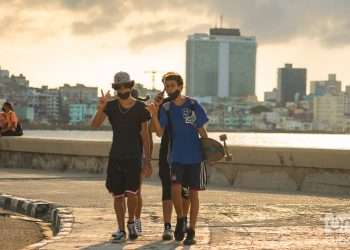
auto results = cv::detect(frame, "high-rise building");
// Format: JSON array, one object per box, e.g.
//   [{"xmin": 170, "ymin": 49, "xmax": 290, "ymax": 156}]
[
  {"xmin": 0, "ymin": 66, "xmax": 30, "ymax": 102},
  {"xmin": 59, "ymin": 84, "xmax": 98, "ymax": 104},
  {"xmin": 58, "ymin": 84, "xmax": 98, "ymax": 124},
  {"xmin": 313, "ymin": 94, "xmax": 350, "ymax": 132},
  {"xmin": 186, "ymin": 28, "xmax": 257, "ymax": 98},
  {"xmin": 16, "ymin": 106, "xmax": 35, "ymax": 122},
  {"xmin": 27, "ymin": 86, "xmax": 60, "ymax": 122},
  {"xmin": 264, "ymin": 88, "xmax": 278, "ymax": 102},
  {"xmin": 0, "ymin": 66, "xmax": 10, "ymax": 79},
  {"xmin": 0, "ymin": 98, "xmax": 6, "ymax": 107},
  {"xmin": 345, "ymin": 86, "xmax": 350, "ymax": 96},
  {"xmin": 69, "ymin": 103, "xmax": 97, "ymax": 124},
  {"xmin": 11, "ymin": 74, "xmax": 29, "ymax": 87},
  {"xmin": 277, "ymin": 64, "xmax": 307, "ymax": 106},
  {"xmin": 310, "ymin": 74, "xmax": 341, "ymax": 96}
]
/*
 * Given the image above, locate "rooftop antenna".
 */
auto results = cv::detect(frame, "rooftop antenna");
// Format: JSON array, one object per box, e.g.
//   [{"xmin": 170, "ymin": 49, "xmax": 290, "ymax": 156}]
[{"xmin": 220, "ymin": 15, "xmax": 223, "ymax": 28}]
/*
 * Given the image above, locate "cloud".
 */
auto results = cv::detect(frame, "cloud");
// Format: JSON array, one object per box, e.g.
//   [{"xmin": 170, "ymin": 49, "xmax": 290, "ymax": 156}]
[
  {"xmin": 128, "ymin": 23, "xmax": 209, "ymax": 50},
  {"xmin": 203, "ymin": 0, "xmax": 350, "ymax": 47},
  {"xmin": 138, "ymin": 0, "xmax": 350, "ymax": 49},
  {"xmin": 1, "ymin": 0, "xmax": 350, "ymax": 49},
  {"xmin": 61, "ymin": 0, "xmax": 129, "ymax": 35}
]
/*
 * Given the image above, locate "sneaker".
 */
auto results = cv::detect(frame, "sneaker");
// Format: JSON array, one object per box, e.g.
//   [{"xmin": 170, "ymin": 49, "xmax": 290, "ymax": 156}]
[
  {"xmin": 174, "ymin": 217, "xmax": 186, "ymax": 241},
  {"xmin": 181, "ymin": 186, "xmax": 190, "ymax": 199},
  {"xmin": 135, "ymin": 218, "xmax": 142, "ymax": 236},
  {"xmin": 183, "ymin": 228, "xmax": 196, "ymax": 245},
  {"xmin": 112, "ymin": 228, "xmax": 120, "ymax": 237},
  {"xmin": 162, "ymin": 225, "xmax": 173, "ymax": 241},
  {"xmin": 184, "ymin": 217, "xmax": 188, "ymax": 231},
  {"xmin": 112, "ymin": 230, "xmax": 126, "ymax": 243},
  {"xmin": 127, "ymin": 222, "xmax": 138, "ymax": 240}
]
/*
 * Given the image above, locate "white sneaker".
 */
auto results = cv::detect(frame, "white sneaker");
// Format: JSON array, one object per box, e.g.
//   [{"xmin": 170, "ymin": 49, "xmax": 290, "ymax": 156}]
[
  {"xmin": 112, "ymin": 228, "xmax": 119, "ymax": 237},
  {"xmin": 162, "ymin": 228, "xmax": 173, "ymax": 241},
  {"xmin": 127, "ymin": 222, "xmax": 138, "ymax": 240},
  {"xmin": 135, "ymin": 218, "xmax": 142, "ymax": 236},
  {"xmin": 112, "ymin": 230, "xmax": 126, "ymax": 243}
]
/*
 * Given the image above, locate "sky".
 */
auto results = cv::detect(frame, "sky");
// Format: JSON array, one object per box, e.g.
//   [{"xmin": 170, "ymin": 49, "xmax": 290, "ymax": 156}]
[{"xmin": 1, "ymin": 0, "xmax": 350, "ymax": 100}]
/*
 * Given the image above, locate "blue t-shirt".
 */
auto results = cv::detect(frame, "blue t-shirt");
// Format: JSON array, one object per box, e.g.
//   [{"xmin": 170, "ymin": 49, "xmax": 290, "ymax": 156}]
[{"xmin": 159, "ymin": 98, "xmax": 209, "ymax": 165}]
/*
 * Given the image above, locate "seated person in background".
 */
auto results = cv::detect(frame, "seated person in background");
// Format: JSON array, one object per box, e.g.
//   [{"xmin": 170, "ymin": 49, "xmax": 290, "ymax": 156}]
[
  {"xmin": 0, "ymin": 111, "xmax": 5, "ymax": 130},
  {"xmin": 0, "ymin": 102, "xmax": 23, "ymax": 136}
]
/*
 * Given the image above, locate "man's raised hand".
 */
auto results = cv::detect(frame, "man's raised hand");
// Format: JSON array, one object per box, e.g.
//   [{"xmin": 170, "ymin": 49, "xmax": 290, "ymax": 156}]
[{"xmin": 98, "ymin": 90, "xmax": 111, "ymax": 111}]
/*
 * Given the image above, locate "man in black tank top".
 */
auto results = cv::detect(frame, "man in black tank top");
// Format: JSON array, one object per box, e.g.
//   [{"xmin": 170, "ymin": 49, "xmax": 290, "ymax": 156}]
[{"xmin": 91, "ymin": 72, "xmax": 152, "ymax": 243}]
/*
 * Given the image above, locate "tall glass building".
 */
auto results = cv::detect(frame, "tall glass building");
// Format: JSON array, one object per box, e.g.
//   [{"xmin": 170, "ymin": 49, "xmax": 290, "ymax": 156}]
[
  {"xmin": 277, "ymin": 64, "xmax": 307, "ymax": 106},
  {"xmin": 186, "ymin": 28, "xmax": 257, "ymax": 98}
]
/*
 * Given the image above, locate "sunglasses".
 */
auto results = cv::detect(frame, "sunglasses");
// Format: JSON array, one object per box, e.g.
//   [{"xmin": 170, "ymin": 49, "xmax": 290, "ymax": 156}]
[{"xmin": 112, "ymin": 82, "xmax": 134, "ymax": 90}]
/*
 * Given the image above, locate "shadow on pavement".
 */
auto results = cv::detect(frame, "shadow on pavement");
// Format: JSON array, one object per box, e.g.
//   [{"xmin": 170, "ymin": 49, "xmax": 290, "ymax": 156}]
[{"xmin": 82, "ymin": 240, "xmax": 189, "ymax": 250}]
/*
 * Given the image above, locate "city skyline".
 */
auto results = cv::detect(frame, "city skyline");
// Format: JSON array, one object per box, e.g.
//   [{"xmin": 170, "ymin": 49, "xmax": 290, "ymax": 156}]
[{"xmin": 1, "ymin": 1, "xmax": 350, "ymax": 100}]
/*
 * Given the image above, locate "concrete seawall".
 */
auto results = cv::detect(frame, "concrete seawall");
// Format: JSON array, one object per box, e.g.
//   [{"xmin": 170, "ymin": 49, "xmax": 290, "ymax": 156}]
[{"xmin": 1, "ymin": 137, "xmax": 350, "ymax": 195}]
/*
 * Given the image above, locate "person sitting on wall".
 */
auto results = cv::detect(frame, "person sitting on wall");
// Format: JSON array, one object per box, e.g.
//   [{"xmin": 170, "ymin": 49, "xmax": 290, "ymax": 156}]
[
  {"xmin": 0, "ymin": 111, "xmax": 5, "ymax": 131},
  {"xmin": 0, "ymin": 102, "xmax": 23, "ymax": 136}
]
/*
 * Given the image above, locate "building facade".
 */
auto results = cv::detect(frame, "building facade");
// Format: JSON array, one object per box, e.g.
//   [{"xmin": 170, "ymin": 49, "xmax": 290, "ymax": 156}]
[
  {"xmin": 277, "ymin": 64, "xmax": 307, "ymax": 106},
  {"xmin": 186, "ymin": 28, "xmax": 257, "ymax": 98},
  {"xmin": 310, "ymin": 74, "xmax": 341, "ymax": 96}
]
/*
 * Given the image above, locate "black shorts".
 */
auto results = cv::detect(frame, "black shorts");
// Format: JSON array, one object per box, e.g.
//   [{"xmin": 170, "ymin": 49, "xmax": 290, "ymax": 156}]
[
  {"xmin": 159, "ymin": 159, "xmax": 191, "ymax": 200},
  {"xmin": 159, "ymin": 159, "xmax": 172, "ymax": 201},
  {"xmin": 106, "ymin": 158, "xmax": 142, "ymax": 197},
  {"xmin": 171, "ymin": 162, "xmax": 207, "ymax": 191}
]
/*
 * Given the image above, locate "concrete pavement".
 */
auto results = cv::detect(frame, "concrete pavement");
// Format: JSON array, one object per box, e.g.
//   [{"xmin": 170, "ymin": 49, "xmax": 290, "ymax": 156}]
[{"xmin": 1, "ymin": 168, "xmax": 350, "ymax": 249}]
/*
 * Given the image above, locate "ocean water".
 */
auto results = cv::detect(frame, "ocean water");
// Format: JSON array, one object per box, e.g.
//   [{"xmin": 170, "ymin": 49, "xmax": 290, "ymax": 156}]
[{"xmin": 22, "ymin": 130, "xmax": 350, "ymax": 150}]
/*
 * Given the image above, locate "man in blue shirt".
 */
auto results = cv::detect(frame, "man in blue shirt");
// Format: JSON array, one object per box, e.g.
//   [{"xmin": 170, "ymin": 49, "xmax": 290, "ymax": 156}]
[{"xmin": 148, "ymin": 72, "xmax": 209, "ymax": 245}]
